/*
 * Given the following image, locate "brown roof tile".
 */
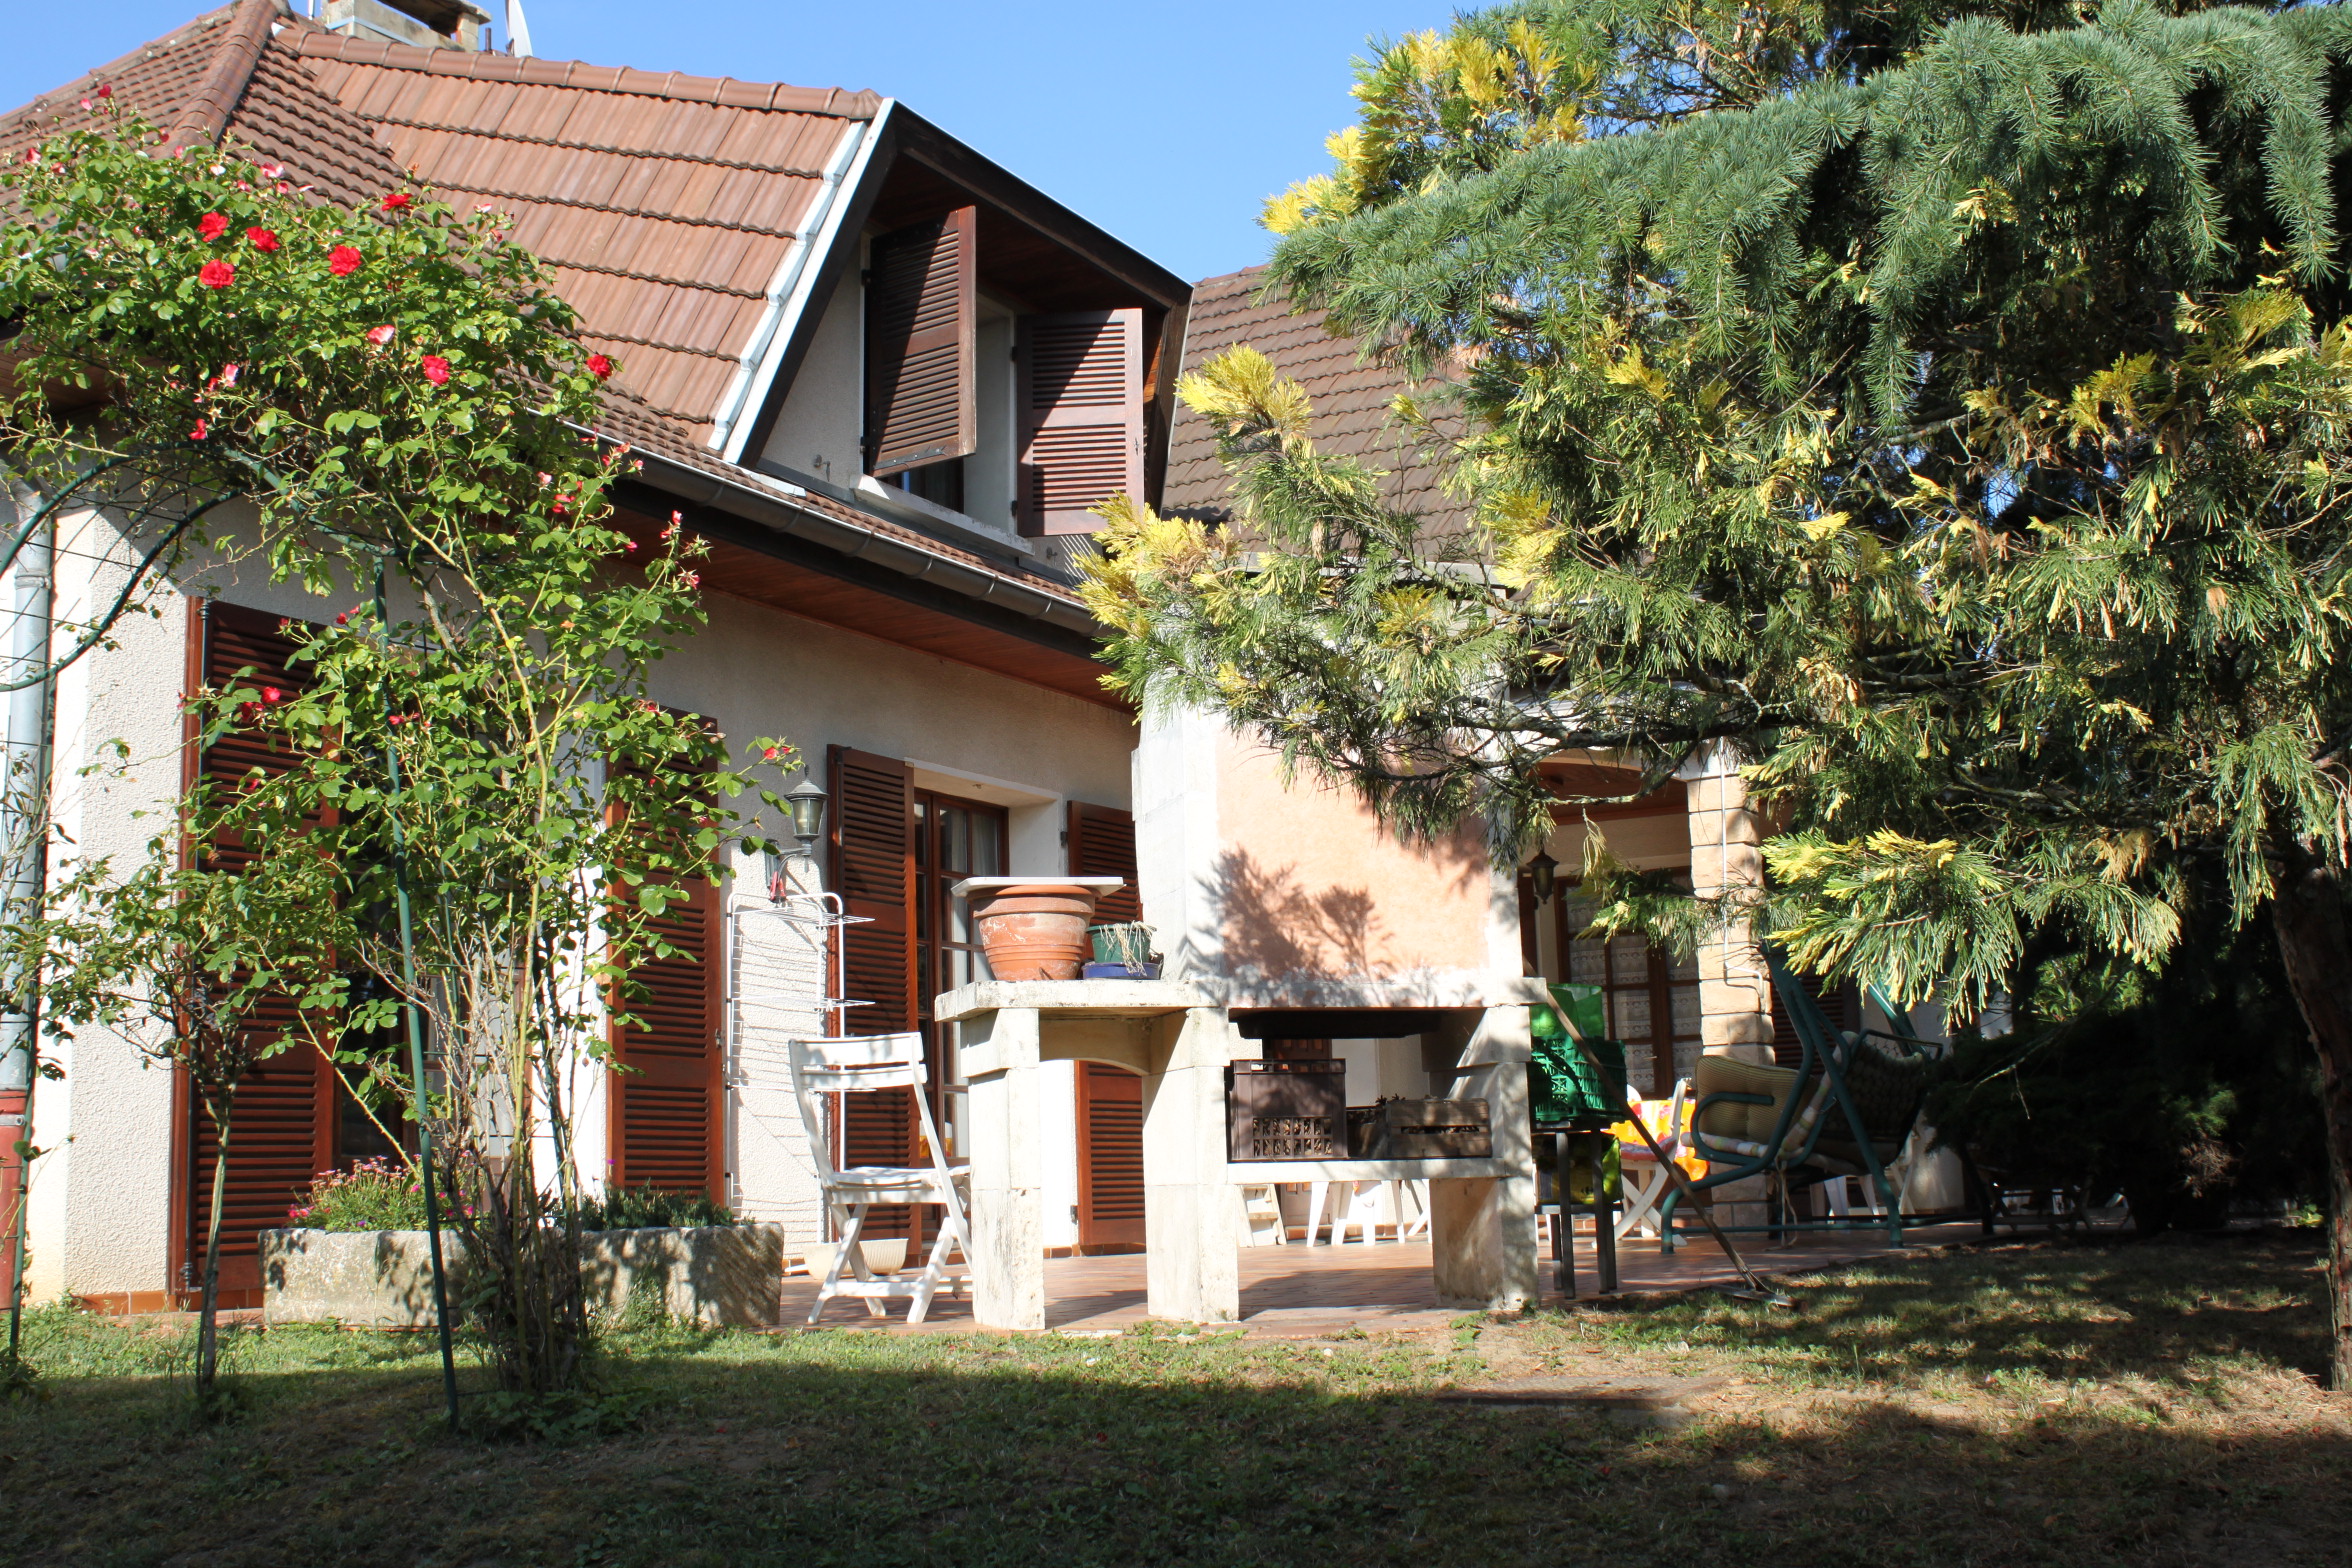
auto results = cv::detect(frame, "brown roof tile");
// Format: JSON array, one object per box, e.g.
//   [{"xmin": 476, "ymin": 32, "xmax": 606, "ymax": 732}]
[
  {"xmin": 1165, "ymin": 266, "xmax": 1471, "ymax": 537},
  {"xmin": 2, "ymin": 5, "xmax": 1089, "ymax": 611}
]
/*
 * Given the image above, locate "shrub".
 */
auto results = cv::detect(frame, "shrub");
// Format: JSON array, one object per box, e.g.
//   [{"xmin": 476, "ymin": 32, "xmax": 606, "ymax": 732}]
[
  {"xmin": 573, "ymin": 1184, "xmax": 738, "ymax": 1231},
  {"xmin": 287, "ymin": 1159, "xmax": 431, "ymax": 1232}
]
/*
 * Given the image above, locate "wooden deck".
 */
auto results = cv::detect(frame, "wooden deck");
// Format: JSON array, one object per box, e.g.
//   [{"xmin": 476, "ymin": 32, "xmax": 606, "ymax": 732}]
[{"xmin": 782, "ymin": 1222, "xmax": 1982, "ymax": 1337}]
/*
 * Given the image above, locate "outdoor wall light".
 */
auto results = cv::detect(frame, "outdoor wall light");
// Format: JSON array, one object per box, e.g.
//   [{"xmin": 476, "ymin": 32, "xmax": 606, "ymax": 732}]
[
  {"xmin": 1527, "ymin": 849, "xmax": 1559, "ymax": 904},
  {"xmin": 784, "ymin": 776, "xmax": 828, "ymax": 853}
]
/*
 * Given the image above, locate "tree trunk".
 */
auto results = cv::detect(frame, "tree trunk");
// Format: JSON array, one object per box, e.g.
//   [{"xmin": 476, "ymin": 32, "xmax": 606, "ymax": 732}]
[
  {"xmin": 196, "ymin": 1091, "xmax": 232, "ymax": 1406},
  {"xmin": 2268, "ymin": 842, "xmax": 2352, "ymax": 1391}
]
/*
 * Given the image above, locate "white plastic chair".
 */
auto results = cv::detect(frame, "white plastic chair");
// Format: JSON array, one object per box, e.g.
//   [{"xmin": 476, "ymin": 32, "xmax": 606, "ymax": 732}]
[
  {"xmin": 1304, "ymin": 1179, "xmax": 1382, "ymax": 1245},
  {"xmin": 788, "ymin": 1033, "xmax": 972, "ymax": 1325},
  {"xmin": 1613, "ymin": 1078, "xmax": 1692, "ymax": 1242}
]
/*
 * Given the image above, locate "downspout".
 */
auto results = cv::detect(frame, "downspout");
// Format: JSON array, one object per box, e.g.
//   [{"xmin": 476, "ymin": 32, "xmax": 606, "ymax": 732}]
[
  {"xmin": 710, "ymin": 102, "xmax": 893, "ymax": 465},
  {"xmin": 0, "ymin": 476, "xmax": 53, "ymax": 1352}
]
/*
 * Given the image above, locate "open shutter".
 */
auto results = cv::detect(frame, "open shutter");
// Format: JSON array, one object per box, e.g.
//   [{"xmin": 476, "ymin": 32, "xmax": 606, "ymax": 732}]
[
  {"xmin": 865, "ymin": 207, "xmax": 977, "ymax": 477},
  {"xmin": 607, "ymin": 877, "xmax": 723, "ymax": 1201},
  {"xmin": 829, "ymin": 746, "xmax": 917, "ymax": 1236},
  {"xmin": 605, "ymin": 729, "xmax": 726, "ymax": 1202},
  {"xmin": 182, "ymin": 602, "xmax": 335, "ymax": 1306},
  {"xmin": 1066, "ymin": 801, "xmax": 1139, "ymax": 923},
  {"xmin": 1076, "ymin": 1064, "xmax": 1145, "ymax": 1251},
  {"xmin": 1017, "ymin": 308, "xmax": 1144, "ymax": 535}
]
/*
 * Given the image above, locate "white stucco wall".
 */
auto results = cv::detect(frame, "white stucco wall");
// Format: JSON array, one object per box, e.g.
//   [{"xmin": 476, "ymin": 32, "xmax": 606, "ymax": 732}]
[
  {"xmin": 23, "ymin": 493, "xmax": 1136, "ymax": 1297},
  {"xmin": 758, "ymin": 268, "xmax": 864, "ymax": 489}
]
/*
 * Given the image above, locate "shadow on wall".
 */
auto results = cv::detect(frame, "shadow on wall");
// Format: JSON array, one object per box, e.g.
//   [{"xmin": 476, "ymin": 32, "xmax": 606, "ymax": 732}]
[{"xmin": 1203, "ymin": 847, "xmax": 1388, "ymax": 982}]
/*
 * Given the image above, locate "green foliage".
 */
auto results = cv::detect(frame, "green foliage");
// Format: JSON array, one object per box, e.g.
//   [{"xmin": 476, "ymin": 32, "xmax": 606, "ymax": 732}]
[
  {"xmin": 1088, "ymin": 0, "xmax": 2352, "ymax": 1017},
  {"xmin": 572, "ymin": 1184, "xmax": 740, "ymax": 1232},
  {"xmin": 0, "ymin": 113, "xmax": 802, "ymax": 1400},
  {"xmin": 286, "ymin": 1158, "xmax": 436, "ymax": 1232}
]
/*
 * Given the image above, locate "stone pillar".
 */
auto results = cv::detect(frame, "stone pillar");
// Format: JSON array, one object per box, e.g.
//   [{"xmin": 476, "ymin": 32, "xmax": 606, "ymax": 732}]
[
  {"xmin": 958, "ymin": 1007, "xmax": 1047, "ymax": 1330},
  {"xmin": 1141, "ymin": 1007, "xmax": 1245, "ymax": 1322},
  {"xmin": 1426, "ymin": 1005, "xmax": 1538, "ymax": 1311},
  {"xmin": 1686, "ymin": 742, "xmax": 1774, "ymax": 1064}
]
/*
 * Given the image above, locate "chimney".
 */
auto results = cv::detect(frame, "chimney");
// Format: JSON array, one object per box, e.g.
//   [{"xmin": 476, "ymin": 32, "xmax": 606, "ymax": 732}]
[{"xmin": 317, "ymin": 0, "xmax": 493, "ymax": 51}]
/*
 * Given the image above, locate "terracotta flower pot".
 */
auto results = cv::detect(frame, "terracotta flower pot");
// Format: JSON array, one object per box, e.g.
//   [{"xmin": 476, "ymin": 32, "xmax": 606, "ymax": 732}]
[{"xmin": 968, "ymin": 883, "xmax": 1102, "ymax": 982}]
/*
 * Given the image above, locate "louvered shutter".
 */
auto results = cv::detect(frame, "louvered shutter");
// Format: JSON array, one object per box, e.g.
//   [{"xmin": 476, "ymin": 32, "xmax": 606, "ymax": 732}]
[
  {"xmin": 607, "ymin": 875, "xmax": 723, "ymax": 1201},
  {"xmin": 1017, "ymin": 308, "xmax": 1145, "ymax": 535},
  {"xmin": 184, "ymin": 602, "xmax": 334, "ymax": 1305},
  {"xmin": 865, "ymin": 208, "xmax": 978, "ymax": 477},
  {"xmin": 828, "ymin": 746, "xmax": 917, "ymax": 1235},
  {"xmin": 1771, "ymin": 970, "xmax": 1856, "ymax": 1069},
  {"xmin": 1076, "ymin": 1064, "xmax": 1144, "ymax": 1250},
  {"xmin": 1066, "ymin": 801, "xmax": 1139, "ymax": 923},
  {"xmin": 604, "ymin": 735, "xmax": 725, "ymax": 1202}
]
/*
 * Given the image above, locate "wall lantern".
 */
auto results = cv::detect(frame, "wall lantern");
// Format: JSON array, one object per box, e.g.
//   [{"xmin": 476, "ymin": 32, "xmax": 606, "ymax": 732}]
[
  {"xmin": 1526, "ymin": 849, "xmax": 1559, "ymax": 904},
  {"xmin": 785, "ymin": 776, "xmax": 829, "ymax": 853}
]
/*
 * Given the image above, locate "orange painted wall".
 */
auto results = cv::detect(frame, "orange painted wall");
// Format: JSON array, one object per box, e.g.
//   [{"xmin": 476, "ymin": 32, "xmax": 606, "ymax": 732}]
[{"xmin": 1211, "ymin": 732, "xmax": 1495, "ymax": 980}]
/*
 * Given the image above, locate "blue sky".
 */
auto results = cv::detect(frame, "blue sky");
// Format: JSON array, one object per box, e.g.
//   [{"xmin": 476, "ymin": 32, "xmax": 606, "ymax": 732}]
[{"xmin": 2, "ymin": 1, "xmax": 1455, "ymax": 285}]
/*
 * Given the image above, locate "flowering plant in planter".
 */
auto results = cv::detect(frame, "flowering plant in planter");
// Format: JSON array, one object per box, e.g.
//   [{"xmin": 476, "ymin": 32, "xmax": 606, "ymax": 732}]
[{"xmin": 288, "ymin": 1159, "xmax": 438, "ymax": 1233}]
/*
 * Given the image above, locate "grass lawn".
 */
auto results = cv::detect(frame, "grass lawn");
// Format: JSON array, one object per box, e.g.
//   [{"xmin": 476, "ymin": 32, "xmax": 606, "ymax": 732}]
[{"xmin": 0, "ymin": 1231, "xmax": 2342, "ymax": 1567}]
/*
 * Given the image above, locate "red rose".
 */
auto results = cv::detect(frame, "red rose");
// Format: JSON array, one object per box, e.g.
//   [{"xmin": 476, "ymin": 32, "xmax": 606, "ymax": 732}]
[
  {"xmin": 262, "ymin": 686, "xmax": 283, "ymax": 705},
  {"xmin": 246, "ymin": 227, "xmax": 279, "ymax": 252},
  {"xmin": 366, "ymin": 324, "xmax": 396, "ymax": 347},
  {"xmin": 197, "ymin": 212, "xmax": 228, "ymax": 241},
  {"xmin": 189, "ymin": 417, "xmax": 209, "ymax": 441},
  {"xmin": 419, "ymin": 354, "xmax": 451, "ymax": 385},
  {"xmin": 380, "ymin": 192, "xmax": 411, "ymax": 212},
  {"xmin": 197, "ymin": 259, "xmax": 234, "ymax": 289},
  {"xmin": 762, "ymin": 747, "xmax": 780, "ymax": 760},
  {"xmin": 95, "ymin": 84, "xmax": 112, "ymax": 100},
  {"xmin": 328, "ymin": 245, "xmax": 362, "ymax": 276},
  {"xmin": 586, "ymin": 353, "xmax": 614, "ymax": 380}
]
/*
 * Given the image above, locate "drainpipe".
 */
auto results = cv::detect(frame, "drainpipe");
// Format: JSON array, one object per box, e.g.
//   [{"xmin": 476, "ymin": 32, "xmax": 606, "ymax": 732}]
[{"xmin": 0, "ymin": 477, "xmax": 54, "ymax": 1349}]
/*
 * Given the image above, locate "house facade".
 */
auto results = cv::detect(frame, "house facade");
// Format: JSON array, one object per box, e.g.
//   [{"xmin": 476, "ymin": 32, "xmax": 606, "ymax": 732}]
[{"xmin": 0, "ymin": 0, "xmax": 1933, "ymax": 1315}]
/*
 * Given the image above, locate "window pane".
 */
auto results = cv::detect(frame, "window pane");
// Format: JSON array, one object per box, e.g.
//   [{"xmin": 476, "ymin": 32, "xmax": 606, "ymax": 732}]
[
  {"xmin": 1611, "ymin": 989, "xmax": 1653, "ymax": 1043},
  {"xmin": 972, "ymin": 812, "xmax": 1003, "ymax": 876},
  {"xmin": 1568, "ymin": 940, "xmax": 1606, "ymax": 985}
]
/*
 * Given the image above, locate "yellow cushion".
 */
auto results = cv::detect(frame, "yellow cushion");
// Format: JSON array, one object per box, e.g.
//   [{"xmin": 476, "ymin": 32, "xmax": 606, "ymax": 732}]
[{"xmin": 1692, "ymin": 1053, "xmax": 1803, "ymax": 1145}]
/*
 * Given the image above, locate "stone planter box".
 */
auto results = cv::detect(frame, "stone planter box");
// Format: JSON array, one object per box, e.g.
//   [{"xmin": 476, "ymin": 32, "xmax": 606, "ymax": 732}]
[{"xmin": 259, "ymin": 1224, "xmax": 784, "ymax": 1330}]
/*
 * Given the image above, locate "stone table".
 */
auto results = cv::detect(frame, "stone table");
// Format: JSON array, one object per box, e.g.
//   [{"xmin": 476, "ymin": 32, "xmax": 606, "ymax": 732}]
[{"xmin": 937, "ymin": 979, "xmax": 1540, "ymax": 1329}]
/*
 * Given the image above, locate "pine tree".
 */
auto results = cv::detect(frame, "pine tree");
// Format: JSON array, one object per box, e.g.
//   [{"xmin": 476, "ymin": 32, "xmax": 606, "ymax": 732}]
[{"xmin": 1084, "ymin": 0, "xmax": 2352, "ymax": 1380}]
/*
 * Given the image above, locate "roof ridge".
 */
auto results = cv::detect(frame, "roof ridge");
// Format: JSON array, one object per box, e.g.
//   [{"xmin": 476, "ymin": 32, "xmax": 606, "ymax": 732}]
[
  {"xmin": 160, "ymin": 0, "xmax": 278, "ymax": 155},
  {"xmin": 287, "ymin": 28, "xmax": 883, "ymax": 119}
]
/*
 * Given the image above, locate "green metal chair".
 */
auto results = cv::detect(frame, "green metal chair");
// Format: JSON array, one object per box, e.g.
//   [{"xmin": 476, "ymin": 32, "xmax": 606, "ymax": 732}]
[{"xmin": 1656, "ymin": 949, "xmax": 1934, "ymax": 1251}]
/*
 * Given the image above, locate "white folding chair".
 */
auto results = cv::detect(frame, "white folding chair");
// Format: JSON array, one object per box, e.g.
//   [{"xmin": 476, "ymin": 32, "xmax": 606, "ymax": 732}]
[
  {"xmin": 1304, "ymin": 1179, "xmax": 1381, "ymax": 1245},
  {"xmin": 788, "ymin": 1033, "xmax": 973, "ymax": 1325},
  {"xmin": 1239, "ymin": 1183, "xmax": 1289, "ymax": 1247}
]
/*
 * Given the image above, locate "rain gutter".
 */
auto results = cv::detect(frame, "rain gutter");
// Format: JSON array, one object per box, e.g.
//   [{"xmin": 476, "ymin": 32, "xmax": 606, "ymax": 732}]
[{"xmin": 632, "ymin": 450, "xmax": 1102, "ymax": 642}]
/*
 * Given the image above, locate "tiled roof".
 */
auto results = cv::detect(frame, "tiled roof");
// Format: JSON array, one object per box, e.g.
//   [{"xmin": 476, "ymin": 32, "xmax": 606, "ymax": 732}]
[
  {"xmin": 0, "ymin": 2, "xmax": 1089, "ymax": 609},
  {"xmin": 1165, "ymin": 265, "xmax": 1471, "ymax": 536}
]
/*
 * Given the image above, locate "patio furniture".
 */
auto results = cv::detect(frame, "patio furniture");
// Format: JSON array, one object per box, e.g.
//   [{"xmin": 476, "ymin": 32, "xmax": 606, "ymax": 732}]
[
  {"xmin": 1656, "ymin": 950, "xmax": 1935, "ymax": 1251},
  {"xmin": 787, "ymin": 1032, "xmax": 973, "ymax": 1325},
  {"xmin": 1239, "ymin": 1183, "xmax": 1288, "ymax": 1247},
  {"xmin": 1304, "ymin": 1179, "xmax": 1382, "ymax": 1245},
  {"xmin": 1610, "ymin": 1079, "xmax": 1693, "ymax": 1241}
]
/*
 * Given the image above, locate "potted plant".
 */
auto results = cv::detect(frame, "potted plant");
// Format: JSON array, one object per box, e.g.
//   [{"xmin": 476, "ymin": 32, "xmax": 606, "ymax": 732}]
[{"xmin": 950, "ymin": 877, "xmax": 1127, "ymax": 981}]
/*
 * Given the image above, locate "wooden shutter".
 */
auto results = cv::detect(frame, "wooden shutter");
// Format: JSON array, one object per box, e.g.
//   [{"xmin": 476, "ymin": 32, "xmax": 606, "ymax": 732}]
[
  {"xmin": 607, "ymin": 876, "xmax": 723, "ymax": 1200},
  {"xmin": 1076, "ymin": 1064, "xmax": 1144, "ymax": 1251},
  {"xmin": 1066, "ymin": 801, "xmax": 1139, "ymax": 923},
  {"xmin": 180, "ymin": 601, "xmax": 335, "ymax": 1306},
  {"xmin": 605, "ymin": 730, "xmax": 726, "ymax": 1202},
  {"xmin": 829, "ymin": 746, "xmax": 917, "ymax": 1235},
  {"xmin": 1017, "ymin": 308, "xmax": 1144, "ymax": 535},
  {"xmin": 865, "ymin": 207, "xmax": 977, "ymax": 477},
  {"xmin": 1771, "ymin": 970, "xmax": 1856, "ymax": 1069}
]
